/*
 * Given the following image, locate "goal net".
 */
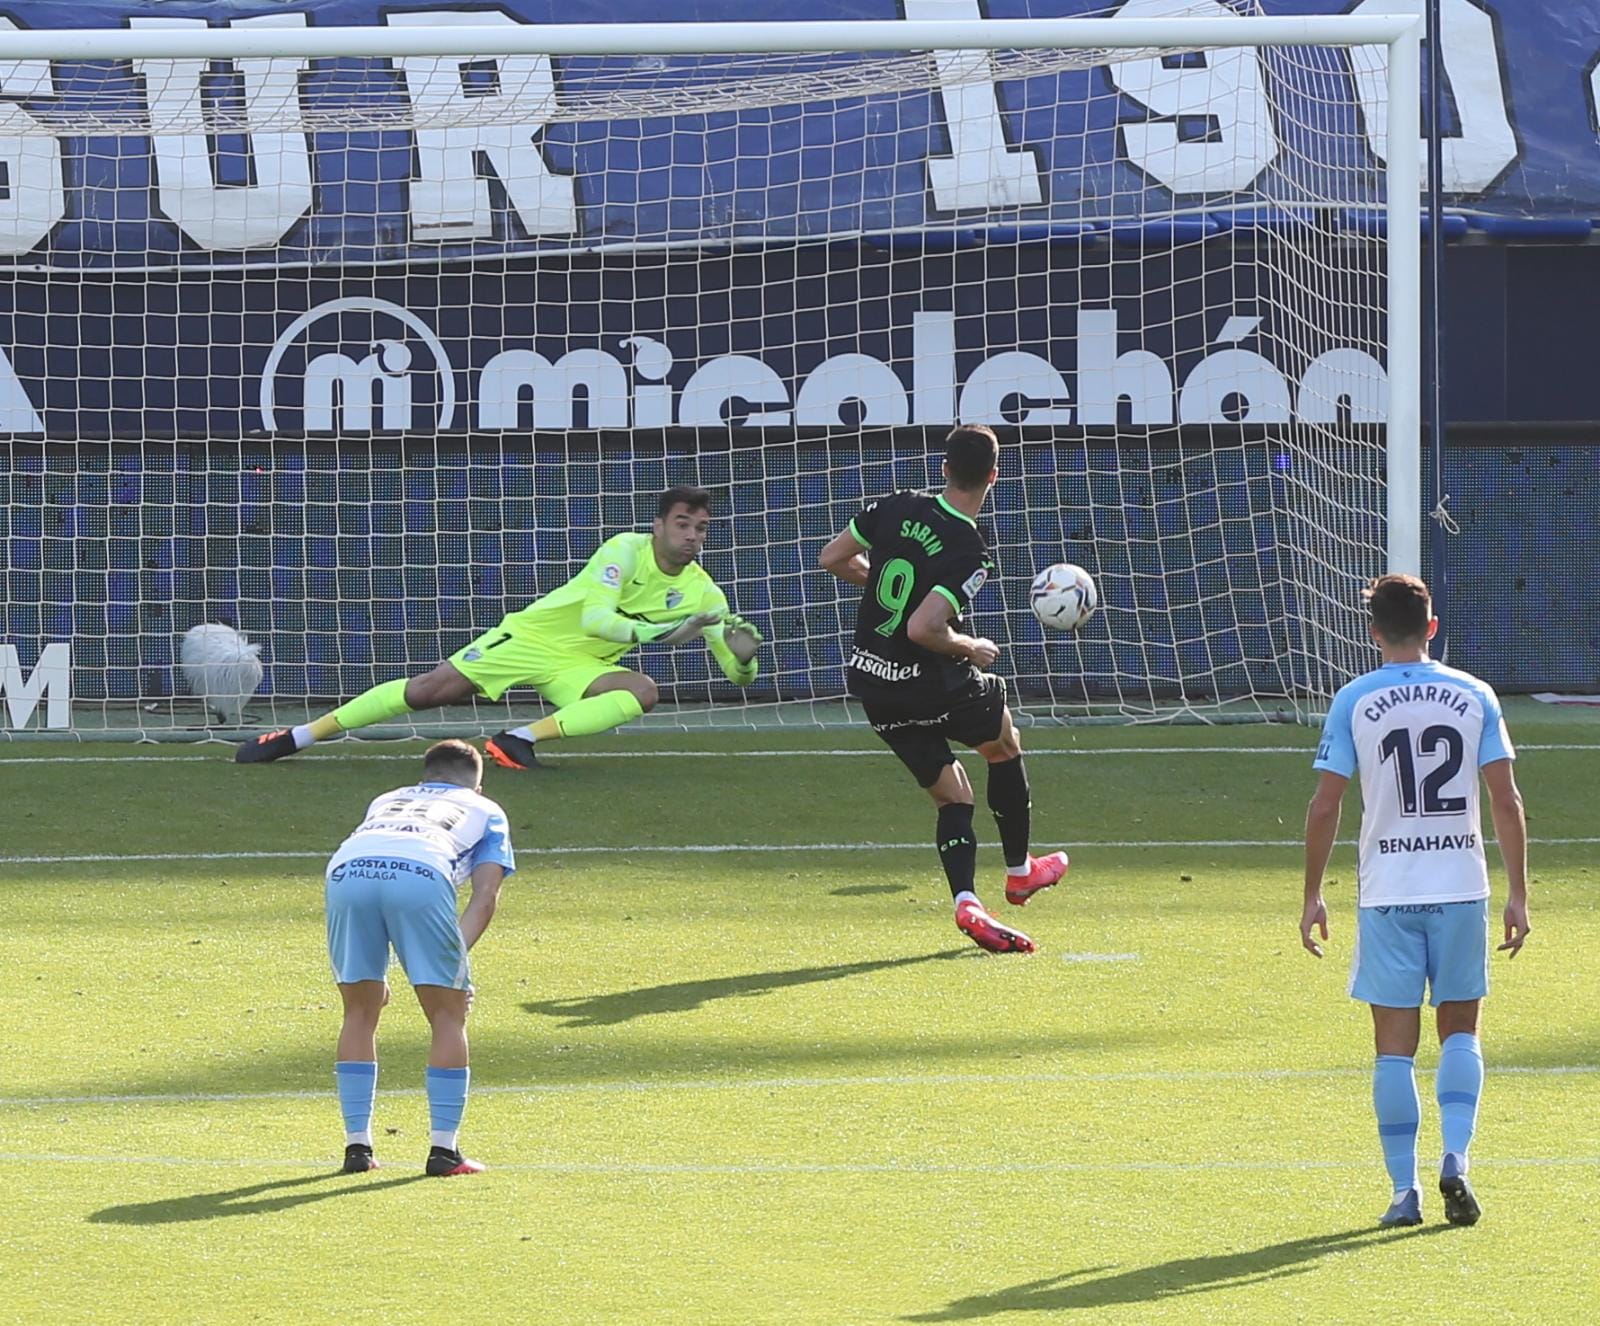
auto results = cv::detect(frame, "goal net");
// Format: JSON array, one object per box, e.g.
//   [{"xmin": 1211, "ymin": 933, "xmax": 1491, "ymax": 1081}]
[{"xmin": 0, "ymin": 5, "xmax": 1418, "ymax": 739}]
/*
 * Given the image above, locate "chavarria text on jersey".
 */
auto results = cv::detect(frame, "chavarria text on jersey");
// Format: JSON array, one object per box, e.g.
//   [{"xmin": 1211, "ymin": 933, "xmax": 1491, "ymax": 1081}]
[
  {"xmin": 1361, "ymin": 682, "xmax": 1473, "ymax": 724},
  {"xmin": 1312, "ymin": 660, "xmax": 1514, "ymax": 908},
  {"xmin": 328, "ymin": 781, "xmax": 516, "ymax": 889}
]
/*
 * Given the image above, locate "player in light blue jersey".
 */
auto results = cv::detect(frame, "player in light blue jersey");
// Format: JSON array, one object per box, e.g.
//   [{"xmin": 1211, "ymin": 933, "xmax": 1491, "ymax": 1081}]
[
  {"xmin": 1301, "ymin": 574, "xmax": 1529, "ymax": 1228},
  {"xmin": 325, "ymin": 739, "xmax": 516, "ymax": 1177}
]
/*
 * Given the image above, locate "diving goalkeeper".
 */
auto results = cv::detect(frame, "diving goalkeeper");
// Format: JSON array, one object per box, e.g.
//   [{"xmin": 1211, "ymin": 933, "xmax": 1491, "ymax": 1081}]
[{"xmin": 236, "ymin": 487, "xmax": 763, "ymax": 769}]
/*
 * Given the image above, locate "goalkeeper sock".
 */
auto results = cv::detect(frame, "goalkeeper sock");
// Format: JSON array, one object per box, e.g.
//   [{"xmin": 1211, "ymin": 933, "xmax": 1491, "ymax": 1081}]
[
  {"xmin": 985, "ymin": 755, "xmax": 1032, "ymax": 873},
  {"xmin": 507, "ymin": 724, "xmax": 539, "ymax": 744},
  {"xmin": 936, "ymin": 802, "xmax": 978, "ymax": 902},
  {"xmin": 541, "ymin": 690, "xmax": 645, "ymax": 741},
  {"xmin": 335, "ymin": 1060, "xmax": 377, "ymax": 1147},
  {"xmin": 311, "ymin": 678, "xmax": 413, "ymax": 741},
  {"xmin": 292, "ymin": 709, "xmax": 345, "ymax": 749}
]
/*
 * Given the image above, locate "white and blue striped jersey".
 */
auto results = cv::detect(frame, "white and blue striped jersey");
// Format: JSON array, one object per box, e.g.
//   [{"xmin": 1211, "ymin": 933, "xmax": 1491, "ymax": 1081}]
[
  {"xmin": 328, "ymin": 781, "xmax": 516, "ymax": 888},
  {"xmin": 1314, "ymin": 660, "xmax": 1513, "ymax": 906}
]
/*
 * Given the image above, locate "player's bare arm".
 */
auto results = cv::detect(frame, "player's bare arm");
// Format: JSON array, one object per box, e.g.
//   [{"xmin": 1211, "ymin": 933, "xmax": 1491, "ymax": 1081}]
[
  {"xmin": 906, "ymin": 591, "xmax": 999, "ymax": 669},
  {"xmin": 1301, "ymin": 770, "xmax": 1346, "ymax": 957},
  {"xmin": 819, "ymin": 527, "xmax": 870, "ymax": 586},
  {"xmin": 459, "ymin": 862, "xmax": 506, "ymax": 950},
  {"xmin": 1483, "ymin": 759, "xmax": 1530, "ymax": 955}
]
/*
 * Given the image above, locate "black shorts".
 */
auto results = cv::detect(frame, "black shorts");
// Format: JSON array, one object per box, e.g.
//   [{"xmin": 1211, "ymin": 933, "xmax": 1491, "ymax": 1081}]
[{"xmin": 855, "ymin": 673, "xmax": 1009, "ymax": 788}]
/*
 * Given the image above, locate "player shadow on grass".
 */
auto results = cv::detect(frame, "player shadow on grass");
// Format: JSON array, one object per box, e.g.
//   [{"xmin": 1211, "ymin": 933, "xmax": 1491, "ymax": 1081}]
[
  {"xmin": 88, "ymin": 1171, "xmax": 427, "ymax": 1226},
  {"xmin": 524, "ymin": 948, "xmax": 969, "ymax": 1028},
  {"xmin": 829, "ymin": 884, "xmax": 911, "ymax": 897},
  {"xmin": 903, "ymin": 1224, "xmax": 1453, "ymax": 1320}
]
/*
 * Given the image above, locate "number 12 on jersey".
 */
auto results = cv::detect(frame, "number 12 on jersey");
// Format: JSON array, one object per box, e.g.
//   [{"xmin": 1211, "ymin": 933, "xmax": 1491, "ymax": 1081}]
[{"xmin": 1379, "ymin": 725, "xmax": 1467, "ymax": 817}]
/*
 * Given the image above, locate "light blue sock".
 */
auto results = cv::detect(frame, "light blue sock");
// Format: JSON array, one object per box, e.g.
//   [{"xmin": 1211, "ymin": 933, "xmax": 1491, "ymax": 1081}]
[
  {"xmin": 1373, "ymin": 1054, "xmax": 1420, "ymax": 1193},
  {"xmin": 1437, "ymin": 1032, "xmax": 1484, "ymax": 1170},
  {"xmin": 426, "ymin": 1066, "xmax": 470, "ymax": 1150},
  {"xmin": 335, "ymin": 1060, "xmax": 378, "ymax": 1146}
]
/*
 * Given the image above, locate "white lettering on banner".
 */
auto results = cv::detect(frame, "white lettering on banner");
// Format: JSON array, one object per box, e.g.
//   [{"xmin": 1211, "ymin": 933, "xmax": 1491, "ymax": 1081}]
[
  {"xmin": 911, "ymin": 311, "xmax": 957, "ymax": 425},
  {"xmin": 0, "ymin": 20, "xmax": 64, "ymax": 257},
  {"xmin": 1298, "ymin": 348, "xmax": 1389, "ymax": 423},
  {"xmin": 904, "ymin": 0, "xmax": 1045, "ymax": 211},
  {"xmin": 0, "ymin": 3, "xmax": 1556, "ymax": 260},
  {"xmin": 795, "ymin": 355, "xmax": 910, "ymax": 426},
  {"xmin": 1076, "ymin": 309, "xmax": 1174, "ymax": 425},
  {"xmin": 958, "ymin": 352, "xmax": 1072, "ymax": 425},
  {"xmin": 0, "ymin": 341, "xmax": 44, "ymax": 433},
  {"xmin": 1589, "ymin": 63, "xmax": 1600, "ymax": 156},
  {"xmin": 479, "ymin": 348, "xmax": 629, "ymax": 428},
  {"xmin": 676, "ymin": 356, "xmax": 792, "ymax": 428},
  {"xmin": 387, "ymin": 10, "xmax": 577, "ymax": 241},
  {"xmin": 1, "ymin": 643, "xmax": 71, "ymax": 730},
  {"xmin": 259, "ymin": 297, "xmax": 457, "ymax": 431},
  {"xmin": 305, "ymin": 342, "xmax": 414, "ymax": 431},
  {"xmin": 1350, "ymin": 0, "xmax": 1518, "ymax": 196},
  {"xmin": 1108, "ymin": 0, "xmax": 1277, "ymax": 196},
  {"xmin": 1176, "ymin": 316, "xmax": 1291, "ymax": 425},
  {"xmin": 623, "ymin": 337, "xmax": 675, "ymax": 428},
  {"xmin": 131, "ymin": 14, "xmax": 314, "ymax": 251},
  {"xmin": 259, "ymin": 298, "xmax": 1388, "ymax": 432}
]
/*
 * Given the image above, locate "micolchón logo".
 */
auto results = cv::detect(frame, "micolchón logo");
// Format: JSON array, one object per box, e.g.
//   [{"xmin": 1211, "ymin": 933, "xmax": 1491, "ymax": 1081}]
[{"xmin": 259, "ymin": 297, "xmax": 457, "ymax": 432}]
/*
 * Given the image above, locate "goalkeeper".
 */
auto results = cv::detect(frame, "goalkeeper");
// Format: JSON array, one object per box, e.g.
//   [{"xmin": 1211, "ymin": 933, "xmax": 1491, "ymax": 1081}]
[{"xmin": 236, "ymin": 487, "xmax": 763, "ymax": 769}]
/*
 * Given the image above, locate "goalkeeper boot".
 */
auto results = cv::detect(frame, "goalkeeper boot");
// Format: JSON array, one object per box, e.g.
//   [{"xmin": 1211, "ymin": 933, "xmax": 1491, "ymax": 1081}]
[
  {"xmin": 1005, "ymin": 851, "xmax": 1070, "ymax": 907},
  {"xmin": 341, "ymin": 1143, "xmax": 378, "ymax": 1174},
  {"xmin": 955, "ymin": 899, "xmax": 1036, "ymax": 955},
  {"xmin": 1439, "ymin": 1153, "xmax": 1481, "ymax": 1227},
  {"xmin": 1378, "ymin": 1187, "xmax": 1423, "ymax": 1228},
  {"xmin": 235, "ymin": 729, "xmax": 299, "ymax": 764},
  {"xmin": 426, "ymin": 1145, "xmax": 485, "ymax": 1177},
  {"xmin": 484, "ymin": 731, "xmax": 542, "ymax": 771}
]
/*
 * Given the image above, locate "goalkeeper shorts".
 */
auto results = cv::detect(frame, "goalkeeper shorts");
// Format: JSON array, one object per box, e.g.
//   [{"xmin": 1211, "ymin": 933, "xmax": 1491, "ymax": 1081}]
[{"xmin": 449, "ymin": 619, "xmax": 628, "ymax": 707}]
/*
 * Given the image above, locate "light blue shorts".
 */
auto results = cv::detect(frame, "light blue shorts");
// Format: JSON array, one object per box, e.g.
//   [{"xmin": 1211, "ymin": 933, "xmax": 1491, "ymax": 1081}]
[
  {"xmin": 325, "ymin": 856, "xmax": 469, "ymax": 990},
  {"xmin": 1349, "ymin": 899, "xmax": 1490, "ymax": 1008}
]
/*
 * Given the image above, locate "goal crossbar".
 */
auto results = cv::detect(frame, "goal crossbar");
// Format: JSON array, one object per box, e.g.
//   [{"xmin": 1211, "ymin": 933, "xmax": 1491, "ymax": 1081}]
[{"xmin": 0, "ymin": 15, "xmax": 1421, "ymax": 62}]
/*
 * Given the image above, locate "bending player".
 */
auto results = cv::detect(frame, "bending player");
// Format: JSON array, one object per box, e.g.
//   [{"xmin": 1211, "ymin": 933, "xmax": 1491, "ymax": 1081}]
[
  {"xmin": 325, "ymin": 739, "xmax": 513, "ymax": 1176},
  {"xmin": 1300, "ymin": 574, "xmax": 1531, "ymax": 1228},
  {"xmin": 237, "ymin": 487, "xmax": 762, "ymax": 767},
  {"xmin": 818, "ymin": 424, "xmax": 1068, "ymax": 955}
]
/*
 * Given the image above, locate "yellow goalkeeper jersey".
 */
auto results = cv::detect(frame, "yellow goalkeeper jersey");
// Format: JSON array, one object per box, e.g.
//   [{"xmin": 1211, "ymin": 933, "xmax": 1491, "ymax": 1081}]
[{"xmin": 504, "ymin": 531, "xmax": 740, "ymax": 669}]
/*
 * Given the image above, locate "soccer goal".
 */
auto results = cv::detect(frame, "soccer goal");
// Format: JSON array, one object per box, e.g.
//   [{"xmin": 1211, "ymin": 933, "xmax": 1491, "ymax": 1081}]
[{"xmin": 0, "ymin": 5, "xmax": 1421, "ymax": 739}]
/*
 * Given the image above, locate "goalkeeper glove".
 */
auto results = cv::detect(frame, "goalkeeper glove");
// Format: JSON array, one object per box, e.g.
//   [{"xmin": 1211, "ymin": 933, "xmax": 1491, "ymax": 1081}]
[
  {"xmin": 722, "ymin": 614, "xmax": 764, "ymax": 666},
  {"xmin": 639, "ymin": 612, "xmax": 722, "ymax": 646}
]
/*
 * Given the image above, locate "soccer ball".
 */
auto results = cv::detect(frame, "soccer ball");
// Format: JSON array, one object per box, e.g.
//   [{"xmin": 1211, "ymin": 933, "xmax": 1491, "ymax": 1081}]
[{"xmin": 1029, "ymin": 563, "xmax": 1098, "ymax": 632}]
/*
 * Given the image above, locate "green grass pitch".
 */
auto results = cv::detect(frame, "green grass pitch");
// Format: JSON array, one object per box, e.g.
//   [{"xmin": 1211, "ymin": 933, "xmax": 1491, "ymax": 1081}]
[{"xmin": 1, "ymin": 701, "xmax": 1597, "ymax": 1325}]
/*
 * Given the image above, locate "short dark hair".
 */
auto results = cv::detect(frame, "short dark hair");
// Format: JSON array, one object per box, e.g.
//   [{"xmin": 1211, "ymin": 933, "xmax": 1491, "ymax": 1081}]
[
  {"xmin": 1364, "ymin": 573, "xmax": 1432, "ymax": 644},
  {"xmin": 657, "ymin": 486, "xmax": 712, "ymax": 519},
  {"xmin": 944, "ymin": 425, "xmax": 1000, "ymax": 490},
  {"xmin": 422, "ymin": 738, "xmax": 482, "ymax": 788}
]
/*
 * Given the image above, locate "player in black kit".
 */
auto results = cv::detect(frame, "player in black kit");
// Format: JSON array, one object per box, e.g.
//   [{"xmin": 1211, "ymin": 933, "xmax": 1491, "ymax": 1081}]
[{"xmin": 819, "ymin": 424, "xmax": 1069, "ymax": 954}]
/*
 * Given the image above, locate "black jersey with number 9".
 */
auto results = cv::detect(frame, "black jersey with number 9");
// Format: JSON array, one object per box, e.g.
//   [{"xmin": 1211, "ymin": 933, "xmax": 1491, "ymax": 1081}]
[{"xmin": 845, "ymin": 490, "xmax": 996, "ymax": 698}]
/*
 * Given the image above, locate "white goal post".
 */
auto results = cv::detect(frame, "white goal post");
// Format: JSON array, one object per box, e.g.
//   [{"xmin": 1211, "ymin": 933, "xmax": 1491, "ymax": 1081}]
[{"xmin": 0, "ymin": 10, "xmax": 1421, "ymax": 738}]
